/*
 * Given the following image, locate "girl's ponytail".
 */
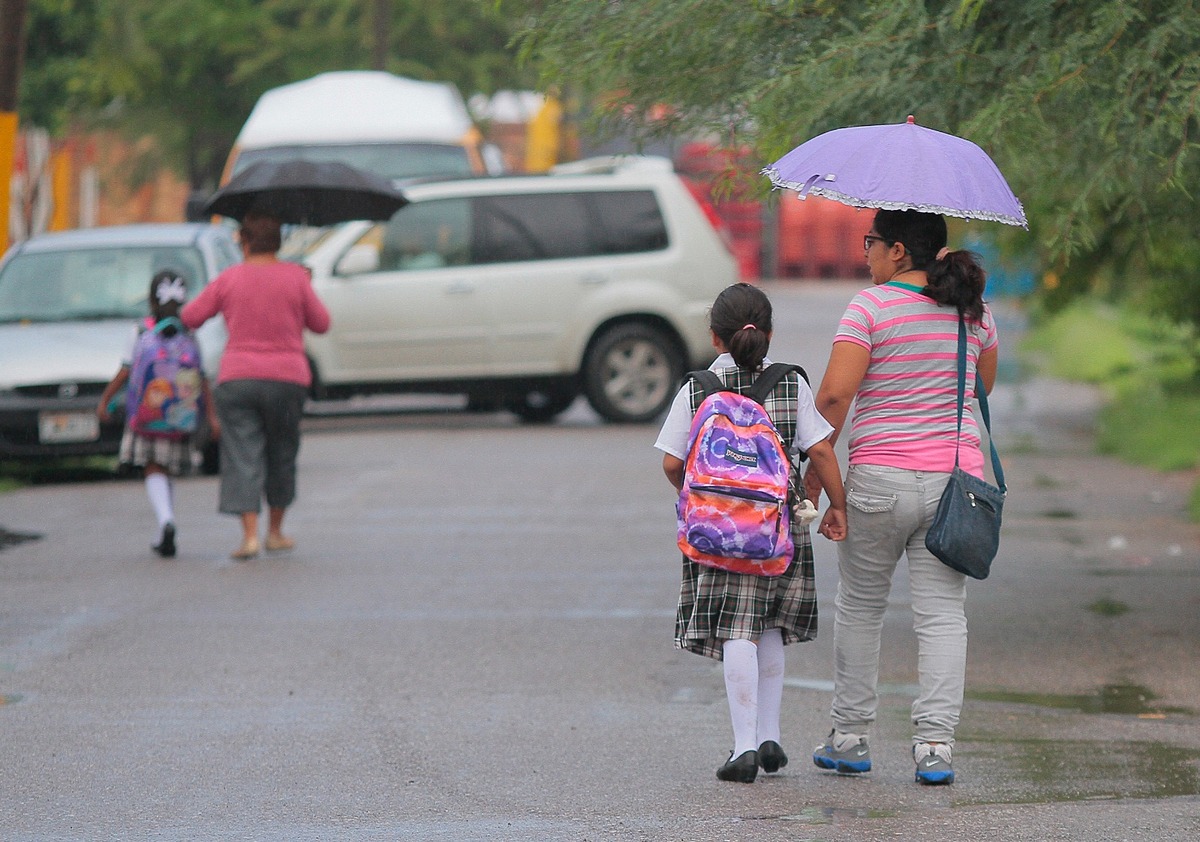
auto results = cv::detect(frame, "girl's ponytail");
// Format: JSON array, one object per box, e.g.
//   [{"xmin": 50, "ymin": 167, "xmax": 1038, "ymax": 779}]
[{"xmin": 710, "ymin": 283, "xmax": 773, "ymax": 372}]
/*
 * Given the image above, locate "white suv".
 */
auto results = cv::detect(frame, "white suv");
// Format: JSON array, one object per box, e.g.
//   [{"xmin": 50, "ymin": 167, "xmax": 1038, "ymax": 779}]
[{"xmin": 291, "ymin": 156, "xmax": 736, "ymax": 422}]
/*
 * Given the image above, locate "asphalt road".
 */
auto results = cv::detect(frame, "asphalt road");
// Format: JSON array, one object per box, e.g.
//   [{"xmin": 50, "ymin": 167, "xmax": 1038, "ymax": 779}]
[{"xmin": 1, "ymin": 281, "xmax": 1198, "ymax": 841}]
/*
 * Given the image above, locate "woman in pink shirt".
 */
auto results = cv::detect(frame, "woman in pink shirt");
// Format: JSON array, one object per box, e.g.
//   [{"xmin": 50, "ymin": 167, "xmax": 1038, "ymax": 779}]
[
  {"xmin": 804, "ymin": 210, "xmax": 998, "ymax": 786},
  {"xmin": 182, "ymin": 212, "xmax": 331, "ymax": 560}
]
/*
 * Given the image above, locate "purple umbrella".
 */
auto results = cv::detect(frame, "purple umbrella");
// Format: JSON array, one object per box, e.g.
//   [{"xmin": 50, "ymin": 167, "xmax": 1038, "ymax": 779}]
[{"xmin": 762, "ymin": 116, "xmax": 1027, "ymax": 228}]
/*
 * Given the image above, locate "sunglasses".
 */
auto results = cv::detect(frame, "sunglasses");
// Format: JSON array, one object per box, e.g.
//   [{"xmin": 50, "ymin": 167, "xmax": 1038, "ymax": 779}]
[{"xmin": 863, "ymin": 234, "xmax": 891, "ymax": 252}]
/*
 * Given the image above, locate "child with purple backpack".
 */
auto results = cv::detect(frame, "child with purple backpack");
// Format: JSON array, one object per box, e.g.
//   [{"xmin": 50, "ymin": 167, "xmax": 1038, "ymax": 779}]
[
  {"xmin": 98, "ymin": 270, "xmax": 220, "ymax": 558},
  {"xmin": 654, "ymin": 283, "xmax": 847, "ymax": 783}
]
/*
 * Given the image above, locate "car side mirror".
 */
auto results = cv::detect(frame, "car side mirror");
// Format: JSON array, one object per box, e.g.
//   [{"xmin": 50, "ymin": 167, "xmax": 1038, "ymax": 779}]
[{"xmin": 336, "ymin": 244, "xmax": 380, "ymax": 276}]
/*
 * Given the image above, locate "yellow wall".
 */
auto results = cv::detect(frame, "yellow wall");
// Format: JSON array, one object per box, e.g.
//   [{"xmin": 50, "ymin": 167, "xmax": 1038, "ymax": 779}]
[{"xmin": 0, "ymin": 111, "xmax": 17, "ymax": 252}]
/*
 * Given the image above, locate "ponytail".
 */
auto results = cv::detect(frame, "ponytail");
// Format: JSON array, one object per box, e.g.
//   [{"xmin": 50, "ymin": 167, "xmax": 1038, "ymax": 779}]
[
  {"xmin": 709, "ymin": 283, "xmax": 773, "ymax": 371},
  {"xmin": 925, "ymin": 249, "xmax": 987, "ymax": 322},
  {"xmin": 873, "ymin": 209, "xmax": 987, "ymax": 322}
]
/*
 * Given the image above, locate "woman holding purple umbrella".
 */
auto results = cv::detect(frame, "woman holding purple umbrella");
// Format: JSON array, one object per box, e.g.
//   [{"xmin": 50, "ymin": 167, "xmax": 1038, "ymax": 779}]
[{"xmin": 802, "ymin": 209, "xmax": 999, "ymax": 786}]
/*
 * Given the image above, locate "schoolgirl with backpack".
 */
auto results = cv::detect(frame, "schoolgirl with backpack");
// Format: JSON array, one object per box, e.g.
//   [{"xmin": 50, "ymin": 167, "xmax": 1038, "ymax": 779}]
[
  {"xmin": 653, "ymin": 282, "xmax": 847, "ymax": 783},
  {"xmin": 97, "ymin": 271, "xmax": 220, "ymax": 558}
]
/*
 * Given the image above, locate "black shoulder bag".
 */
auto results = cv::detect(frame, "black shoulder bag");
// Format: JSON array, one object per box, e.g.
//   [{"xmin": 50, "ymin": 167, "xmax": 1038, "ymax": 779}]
[{"xmin": 924, "ymin": 315, "xmax": 1006, "ymax": 580}]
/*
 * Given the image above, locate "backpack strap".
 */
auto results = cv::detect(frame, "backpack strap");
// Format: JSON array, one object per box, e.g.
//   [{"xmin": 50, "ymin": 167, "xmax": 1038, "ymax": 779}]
[
  {"xmin": 747, "ymin": 362, "xmax": 811, "ymax": 466},
  {"xmin": 746, "ymin": 362, "xmax": 808, "ymax": 405},
  {"xmin": 683, "ymin": 369, "xmax": 726, "ymax": 401},
  {"xmin": 153, "ymin": 316, "xmax": 184, "ymax": 334}
]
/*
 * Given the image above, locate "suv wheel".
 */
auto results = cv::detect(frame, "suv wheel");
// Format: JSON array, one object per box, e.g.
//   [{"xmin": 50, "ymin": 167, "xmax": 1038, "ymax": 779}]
[
  {"xmin": 506, "ymin": 387, "xmax": 578, "ymax": 424},
  {"xmin": 582, "ymin": 323, "xmax": 682, "ymax": 423}
]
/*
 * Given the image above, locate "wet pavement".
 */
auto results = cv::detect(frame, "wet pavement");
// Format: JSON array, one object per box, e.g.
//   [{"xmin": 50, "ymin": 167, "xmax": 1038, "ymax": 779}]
[{"xmin": 0, "ymin": 281, "xmax": 1197, "ymax": 840}]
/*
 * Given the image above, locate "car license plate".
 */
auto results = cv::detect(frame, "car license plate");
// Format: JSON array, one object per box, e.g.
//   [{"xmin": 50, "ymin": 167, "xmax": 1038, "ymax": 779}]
[{"xmin": 38, "ymin": 411, "xmax": 100, "ymax": 444}]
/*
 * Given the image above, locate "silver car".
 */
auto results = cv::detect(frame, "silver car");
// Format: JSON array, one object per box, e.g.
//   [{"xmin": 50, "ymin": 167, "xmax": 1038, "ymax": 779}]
[{"xmin": 0, "ymin": 224, "xmax": 239, "ymax": 466}]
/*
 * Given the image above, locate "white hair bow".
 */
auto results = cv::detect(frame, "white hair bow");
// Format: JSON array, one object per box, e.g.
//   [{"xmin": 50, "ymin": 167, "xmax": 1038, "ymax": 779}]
[{"xmin": 156, "ymin": 276, "xmax": 187, "ymax": 305}]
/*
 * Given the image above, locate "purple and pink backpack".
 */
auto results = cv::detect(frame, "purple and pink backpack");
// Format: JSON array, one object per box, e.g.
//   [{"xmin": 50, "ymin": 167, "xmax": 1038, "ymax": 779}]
[
  {"xmin": 125, "ymin": 317, "xmax": 204, "ymax": 440},
  {"xmin": 676, "ymin": 363, "xmax": 806, "ymax": 577}
]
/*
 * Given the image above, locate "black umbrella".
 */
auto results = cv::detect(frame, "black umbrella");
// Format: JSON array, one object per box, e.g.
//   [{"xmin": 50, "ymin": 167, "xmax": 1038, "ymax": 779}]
[{"xmin": 202, "ymin": 159, "xmax": 408, "ymax": 226}]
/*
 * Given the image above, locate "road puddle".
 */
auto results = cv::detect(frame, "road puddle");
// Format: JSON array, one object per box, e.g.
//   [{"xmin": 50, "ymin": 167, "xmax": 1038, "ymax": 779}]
[
  {"xmin": 967, "ymin": 737, "xmax": 1200, "ymax": 803},
  {"xmin": 0, "ymin": 527, "xmax": 42, "ymax": 551},
  {"xmin": 776, "ymin": 806, "xmax": 899, "ymax": 824},
  {"xmin": 969, "ymin": 683, "xmax": 1191, "ymax": 715}
]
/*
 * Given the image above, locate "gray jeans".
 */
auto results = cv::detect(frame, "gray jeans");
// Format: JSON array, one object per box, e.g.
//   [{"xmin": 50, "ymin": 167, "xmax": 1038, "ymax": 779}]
[
  {"xmin": 214, "ymin": 379, "xmax": 307, "ymax": 515},
  {"xmin": 832, "ymin": 464, "xmax": 967, "ymax": 745}
]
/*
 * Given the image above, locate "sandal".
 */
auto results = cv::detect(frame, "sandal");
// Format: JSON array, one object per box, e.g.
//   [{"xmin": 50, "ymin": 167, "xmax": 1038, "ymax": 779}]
[
  {"xmin": 231, "ymin": 538, "xmax": 260, "ymax": 561},
  {"xmin": 265, "ymin": 534, "xmax": 295, "ymax": 552}
]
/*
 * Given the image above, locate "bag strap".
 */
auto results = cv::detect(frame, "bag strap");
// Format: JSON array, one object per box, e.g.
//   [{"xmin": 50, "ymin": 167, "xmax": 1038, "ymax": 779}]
[
  {"xmin": 749, "ymin": 363, "xmax": 812, "ymax": 470},
  {"xmin": 153, "ymin": 316, "xmax": 184, "ymax": 334},
  {"xmin": 746, "ymin": 362, "xmax": 808, "ymax": 405},
  {"xmin": 683, "ymin": 369, "xmax": 725, "ymax": 400},
  {"xmin": 953, "ymin": 315, "xmax": 1007, "ymax": 493}
]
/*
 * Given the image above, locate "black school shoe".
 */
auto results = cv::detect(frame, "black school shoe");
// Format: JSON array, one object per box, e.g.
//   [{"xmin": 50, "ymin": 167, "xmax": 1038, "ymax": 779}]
[
  {"xmin": 716, "ymin": 750, "xmax": 758, "ymax": 783},
  {"xmin": 153, "ymin": 523, "xmax": 176, "ymax": 558},
  {"xmin": 758, "ymin": 740, "xmax": 789, "ymax": 773}
]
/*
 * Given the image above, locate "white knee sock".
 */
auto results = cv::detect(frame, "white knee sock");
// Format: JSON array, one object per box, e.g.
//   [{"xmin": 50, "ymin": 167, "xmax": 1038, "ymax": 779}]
[
  {"xmin": 722, "ymin": 638, "xmax": 759, "ymax": 757},
  {"xmin": 145, "ymin": 473, "xmax": 174, "ymax": 528},
  {"xmin": 755, "ymin": 628, "xmax": 785, "ymax": 746}
]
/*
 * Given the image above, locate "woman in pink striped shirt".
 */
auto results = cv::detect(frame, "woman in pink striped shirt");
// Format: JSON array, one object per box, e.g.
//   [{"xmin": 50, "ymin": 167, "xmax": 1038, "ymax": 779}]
[{"xmin": 804, "ymin": 209, "xmax": 998, "ymax": 786}]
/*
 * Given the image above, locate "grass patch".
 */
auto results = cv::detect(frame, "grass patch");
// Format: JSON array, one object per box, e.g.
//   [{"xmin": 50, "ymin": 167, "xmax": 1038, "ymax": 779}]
[
  {"xmin": 1021, "ymin": 299, "xmax": 1200, "ymax": 520},
  {"xmin": 1087, "ymin": 597, "xmax": 1131, "ymax": 617},
  {"xmin": 1096, "ymin": 387, "xmax": 1200, "ymax": 470}
]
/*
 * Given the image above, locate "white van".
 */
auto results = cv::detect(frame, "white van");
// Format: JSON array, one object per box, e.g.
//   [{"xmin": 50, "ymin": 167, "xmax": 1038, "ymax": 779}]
[{"xmin": 222, "ymin": 71, "xmax": 501, "ymax": 183}]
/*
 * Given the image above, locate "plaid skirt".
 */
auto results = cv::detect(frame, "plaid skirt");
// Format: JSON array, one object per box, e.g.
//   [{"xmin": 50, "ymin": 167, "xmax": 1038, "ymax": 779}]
[
  {"xmin": 675, "ymin": 529, "xmax": 817, "ymax": 661},
  {"xmin": 118, "ymin": 428, "xmax": 194, "ymax": 476}
]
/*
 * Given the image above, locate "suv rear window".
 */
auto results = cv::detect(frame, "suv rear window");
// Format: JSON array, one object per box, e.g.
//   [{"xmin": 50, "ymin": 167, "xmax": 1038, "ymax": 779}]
[
  {"xmin": 352, "ymin": 189, "xmax": 670, "ymax": 272},
  {"xmin": 473, "ymin": 190, "xmax": 668, "ymax": 264}
]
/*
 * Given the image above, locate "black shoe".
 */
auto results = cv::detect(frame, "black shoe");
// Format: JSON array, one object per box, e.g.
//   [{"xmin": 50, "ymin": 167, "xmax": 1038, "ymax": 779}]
[
  {"xmin": 716, "ymin": 750, "xmax": 758, "ymax": 783},
  {"xmin": 153, "ymin": 523, "xmax": 176, "ymax": 558},
  {"xmin": 758, "ymin": 740, "xmax": 789, "ymax": 773}
]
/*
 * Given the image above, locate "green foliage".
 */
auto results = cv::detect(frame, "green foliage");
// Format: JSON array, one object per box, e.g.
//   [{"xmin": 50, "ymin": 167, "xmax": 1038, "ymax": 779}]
[
  {"xmin": 517, "ymin": 0, "xmax": 1200, "ymax": 334},
  {"xmin": 1097, "ymin": 386, "xmax": 1200, "ymax": 472},
  {"xmin": 20, "ymin": 0, "xmax": 537, "ymax": 187},
  {"xmin": 1021, "ymin": 299, "xmax": 1197, "ymax": 389},
  {"xmin": 1021, "ymin": 298, "xmax": 1200, "ymax": 481}
]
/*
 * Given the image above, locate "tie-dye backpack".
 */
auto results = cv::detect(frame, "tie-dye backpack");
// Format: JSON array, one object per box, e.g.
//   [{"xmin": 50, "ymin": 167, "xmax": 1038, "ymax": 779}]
[
  {"xmin": 125, "ymin": 317, "xmax": 204, "ymax": 440},
  {"xmin": 676, "ymin": 363, "xmax": 805, "ymax": 576}
]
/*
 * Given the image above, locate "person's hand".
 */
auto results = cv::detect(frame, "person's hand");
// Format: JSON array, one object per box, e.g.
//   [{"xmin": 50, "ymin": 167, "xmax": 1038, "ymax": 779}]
[
  {"xmin": 803, "ymin": 469, "xmax": 823, "ymax": 506},
  {"xmin": 96, "ymin": 401, "xmax": 110, "ymax": 422},
  {"xmin": 207, "ymin": 414, "xmax": 222, "ymax": 439},
  {"xmin": 818, "ymin": 507, "xmax": 847, "ymax": 542}
]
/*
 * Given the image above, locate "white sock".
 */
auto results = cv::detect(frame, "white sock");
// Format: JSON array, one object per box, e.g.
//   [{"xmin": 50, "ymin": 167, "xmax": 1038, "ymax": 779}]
[
  {"xmin": 755, "ymin": 628, "xmax": 785, "ymax": 746},
  {"xmin": 722, "ymin": 638, "xmax": 759, "ymax": 758},
  {"xmin": 145, "ymin": 473, "xmax": 174, "ymax": 529}
]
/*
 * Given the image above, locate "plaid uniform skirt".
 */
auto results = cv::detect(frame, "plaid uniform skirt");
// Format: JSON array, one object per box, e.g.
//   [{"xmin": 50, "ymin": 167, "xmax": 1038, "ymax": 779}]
[
  {"xmin": 675, "ymin": 528, "xmax": 818, "ymax": 661},
  {"xmin": 118, "ymin": 428, "xmax": 194, "ymax": 476}
]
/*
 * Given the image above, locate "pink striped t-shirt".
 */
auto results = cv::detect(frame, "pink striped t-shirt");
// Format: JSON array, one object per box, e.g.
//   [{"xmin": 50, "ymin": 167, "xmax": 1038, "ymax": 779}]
[{"xmin": 836, "ymin": 284, "xmax": 999, "ymax": 478}]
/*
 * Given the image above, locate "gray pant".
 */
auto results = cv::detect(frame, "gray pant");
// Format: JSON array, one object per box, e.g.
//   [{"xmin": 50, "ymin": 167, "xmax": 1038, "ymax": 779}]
[
  {"xmin": 214, "ymin": 379, "xmax": 307, "ymax": 515},
  {"xmin": 832, "ymin": 464, "xmax": 967, "ymax": 745}
]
